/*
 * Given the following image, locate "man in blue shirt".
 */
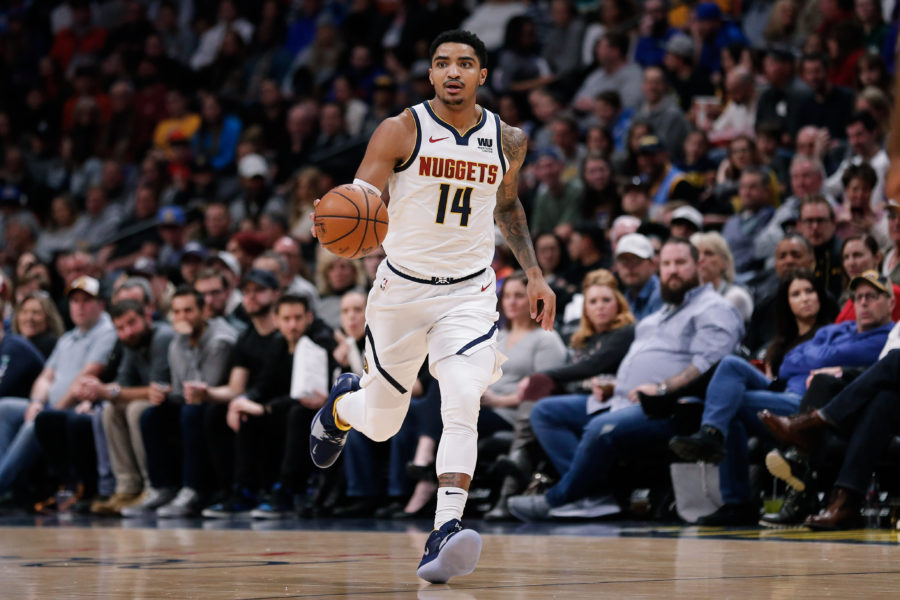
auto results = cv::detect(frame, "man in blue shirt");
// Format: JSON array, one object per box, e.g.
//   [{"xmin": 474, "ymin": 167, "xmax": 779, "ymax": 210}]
[
  {"xmin": 0, "ymin": 326, "xmax": 44, "ymax": 400},
  {"xmin": 614, "ymin": 233, "xmax": 662, "ymax": 321},
  {"xmin": 670, "ymin": 271, "xmax": 894, "ymax": 524}
]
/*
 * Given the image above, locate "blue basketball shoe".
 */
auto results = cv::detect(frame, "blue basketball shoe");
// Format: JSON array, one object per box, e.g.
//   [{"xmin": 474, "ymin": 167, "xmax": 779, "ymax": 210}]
[
  {"xmin": 416, "ymin": 519, "xmax": 482, "ymax": 583},
  {"xmin": 310, "ymin": 373, "xmax": 360, "ymax": 468}
]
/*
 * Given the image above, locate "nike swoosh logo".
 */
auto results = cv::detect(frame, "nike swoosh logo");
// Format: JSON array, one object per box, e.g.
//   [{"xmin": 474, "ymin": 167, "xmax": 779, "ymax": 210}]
[
  {"xmin": 429, "ymin": 136, "xmax": 448, "ymax": 143},
  {"xmin": 481, "ymin": 283, "xmax": 490, "ymax": 292},
  {"xmin": 444, "ymin": 491, "xmax": 464, "ymax": 495}
]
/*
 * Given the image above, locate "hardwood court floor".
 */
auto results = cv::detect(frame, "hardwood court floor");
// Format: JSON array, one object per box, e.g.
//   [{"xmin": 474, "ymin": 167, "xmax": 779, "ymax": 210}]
[{"xmin": 2, "ymin": 522, "xmax": 900, "ymax": 599}]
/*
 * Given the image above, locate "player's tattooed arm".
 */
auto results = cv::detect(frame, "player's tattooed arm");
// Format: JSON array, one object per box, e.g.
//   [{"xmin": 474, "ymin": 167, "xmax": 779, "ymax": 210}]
[{"xmin": 494, "ymin": 123, "xmax": 538, "ymax": 271}]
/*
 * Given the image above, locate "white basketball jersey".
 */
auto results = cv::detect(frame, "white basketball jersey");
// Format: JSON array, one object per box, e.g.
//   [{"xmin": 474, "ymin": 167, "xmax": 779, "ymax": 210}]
[{"xmin": 384, "ymin": 101, "xmax": 508, "ymax": 277}]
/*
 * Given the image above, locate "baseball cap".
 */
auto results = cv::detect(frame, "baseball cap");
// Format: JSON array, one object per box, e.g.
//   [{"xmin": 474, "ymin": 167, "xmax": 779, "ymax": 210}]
[
  {"xmin": 850, "ymin": 270, "xmax": 893, "ymax": 298},
  {"xmin": 695, "ymin": 2, "xmax": 722, "ymax": 20},
  {"xmin": 624, "ymin": 176, "xmax": 650, "ymax": 192},
  {"xmin": 637, "ymin": 135, "xmax": 665, "ymax": 154},
  {"xmin": 67, "ymin": 275, "xmax": 101, "ymax": 298},
  {"xmin": 615, "ymin": 233, "xmax": 654, "ymax": 260},
  {"xmin": 241, "ymin": 268, "xmax": 280, "ymax": 290},
  {"xmin": 665, "ymin": 34, "xmax": 693, "ymax": 59},
  {"xmin": 181, "ymin": 241, "xmax": 208, "ymax": 261},
  {"xmin": 238, "ymin": 154, "xmax": 268, "ymax": 179},
  {"xmin": 207, "ymin": 251, "xmax": 241, "ymax": 278},
  {"xmin": 157, "ymin": 205, "xmax": 186, "ymax": 226},
  {"xmin": 670, "ymin": 205, "xmax": 703, "ymax": 231},
  {"xmin": 129, "ymin": 257, "xmax": 158, "ymax": 277}
]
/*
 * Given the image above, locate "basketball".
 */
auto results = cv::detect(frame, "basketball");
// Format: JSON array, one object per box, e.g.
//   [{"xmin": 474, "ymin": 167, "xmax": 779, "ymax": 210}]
[{"xmin": 314, "ymin": 183, "xmax": 389, "ymax": 259}]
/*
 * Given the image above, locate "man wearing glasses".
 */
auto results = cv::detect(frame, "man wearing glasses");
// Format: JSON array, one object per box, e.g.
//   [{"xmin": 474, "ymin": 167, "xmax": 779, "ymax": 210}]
[{"xmin": 796, "ymin": 196, "xmax": 843, "ymax": 298}]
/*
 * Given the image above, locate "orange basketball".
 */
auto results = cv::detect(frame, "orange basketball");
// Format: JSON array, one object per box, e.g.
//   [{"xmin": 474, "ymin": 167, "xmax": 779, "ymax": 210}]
[{"xmin": 314, "ymin": 183, "xmax": 389, "ymax": 259}]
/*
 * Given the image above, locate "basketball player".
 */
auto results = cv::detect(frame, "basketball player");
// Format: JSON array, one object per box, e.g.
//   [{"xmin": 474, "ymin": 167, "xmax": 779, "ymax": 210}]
[{"xmin": 309, "ymin": 30, "xmax": 556, "ymax": 583}]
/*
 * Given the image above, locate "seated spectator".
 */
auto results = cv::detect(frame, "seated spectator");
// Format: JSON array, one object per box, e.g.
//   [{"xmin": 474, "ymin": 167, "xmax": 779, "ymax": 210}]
[
  {"xmin": 192, "ymin": 94, "xmax": 242, "ymax": 173},
  {"xmin": 669, "ymin": 269, "xmax": 894, "ymax": 524},
  {"xmin": 834, "ymin": 164, "xmax": 889, "ymax": 247},
  {"xmin": 493, "ymin": 16, "xmax": 555, "ymax": 98},
  {"xmin": 721, "ymin": 167, "xmax": 776, "ymax": 276},
  {"xmin": 481, "ymin": 272, "xmax": 567, "ymax": 433},
  {"xmin": 691, "ymin": 231, "xmax": 754, "ymax": 323},
  {"xmin": 573, "ymin": 32, "xmax": 644, "ymax": 112},
  {"xmin": 230, "ymin": 154, "xmax": 285, "ymax": 228},
  {"xmin": 663, "ymin": 34, "xmax": 715, "ymax": 112},
  {"xmin": 636, "ymin": 135, "xmax": 686, "ymax": 206},
  {"xmin": 486, "ymin": 269, "xmax": 635, "ymax": 519},
  {"xmin": 34, "ymin": 195, "xmax": 82, "ymax": 263},
  {"xmin": 745, "ymin": 235, "xmax": 825, "ymax": 358},
  {"xmin": 760, "ymin": 328, "xmax": 900, "ymax": 529},
  {"xmin": 634, "ymin": 67, "xmax": 690, "ymax": 159},
  {"xmin": 152, "ymin": 89, "xmax": 201, "ymax": 159},
  {"xmin": 714, "ymin": 135, "xmax": 777, "ymax": 214},
  {"xmin": 708, "ymin": 67, "xmax": 757, "ymax": 146},
  {"xmin": 790, "ymin": 53, "xmax": 855, "ymax": 140},
  {"xmin": 315, "ymin": 253, "xmax": 367, "ymax": 330},
  {"xmin": 125, "ymin": 286, "xmax": 238, "ymax": 518},
  {"xmin": 691, "ymin": 2, "xmax": 748, "ymax": 74},
  {"xmin": 509, "ymin": 238, "xmax": 743, "ymax": 520},
  {"xmin": 668, "ymin": 205, "xmax": 703, "ymax": 239},
  {"xmin": 66, "ymin": 298, "xmax": 173, "ymax": 516},
  {"xmin": 823, "ymin": 111, "xmax": 889, "ymax": 209},
  {"xmin": 528, "ymin": 148, "xmax": 584, "ymax": 239},
  {"xmin": 580, "ymin": 153, "xmax": 620, "ymax": 231},
  {"xmin": 212, "ymin": 294, "xmax": 334, "ymax": 518},
  {"xmin": 797, "ymin": 196, "xmax": 844, "ymax": 298},
  {"xmin": 0, "ymin": 311, "xmax": 45, "ymax": 401},
  {"xmin": 0, "ymin": 277, "xmax": 116, "ymax": 501},
  {"xmin": 835, "ymin": 235, "xmax": 900, "ymax": 323},
  {"xmin": 559, "ymin": 225, "xmax": 609, "ymax": 297},
  {"xmin": 12, "ymin": 291, "xmax": 65, "ymax": 359},
  {"xmin": 613, "ymin": 233, "xmax": 662, "ymax": 321},
  {"xmin": 534, "ymin": 233, "xmax": 571, "ymax": 307}
]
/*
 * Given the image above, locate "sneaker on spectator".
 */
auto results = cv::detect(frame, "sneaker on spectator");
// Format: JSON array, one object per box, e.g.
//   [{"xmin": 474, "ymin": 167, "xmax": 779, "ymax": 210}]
[
  {"xmin": 250, "ymin": 483, "xmax": 295, "ymax": 519},
  {"xmin": 507, "ymin": 494, "xmax": 552, "ymax": 522},
  {"xmin": 91, "ymin": 491, "xmax": 144, "ymax": 516},
  {"xmin": 157, "ymin": 487, "xmax": 202, "ymax": 518},
  {"xmin": 202, "ymin": 488, "xmax": 258, "ymax": 519},
  {"xmin": 548, "ymin": 495, "xmax": 622, "ymax": 519},
  {"xmin": 121, "ymin": 487, "xmax": 178, "ymax": 518}
]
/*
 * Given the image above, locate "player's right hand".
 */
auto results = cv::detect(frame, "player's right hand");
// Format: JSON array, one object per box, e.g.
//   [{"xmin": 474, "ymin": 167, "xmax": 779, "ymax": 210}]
[{"xmin": 309, "ymin": 198, "xmax": 320, "ymax": 239}]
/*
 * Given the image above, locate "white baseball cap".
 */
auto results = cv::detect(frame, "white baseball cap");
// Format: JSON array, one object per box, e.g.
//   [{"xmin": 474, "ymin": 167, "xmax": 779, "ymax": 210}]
[
  {"xmin": 615, "ymin": 233, "xmax": 654, "ymax": 260},
  {"xmin": 670, "ymin": 205, "xmax": 703, "ymax": 231},
  {"xmin": 67, "ymin": 275, "xmax": 101, "ymax": 298},
  {"xmin": 238, "ymin": 154, "xmax": 268, "ymax": 179}
]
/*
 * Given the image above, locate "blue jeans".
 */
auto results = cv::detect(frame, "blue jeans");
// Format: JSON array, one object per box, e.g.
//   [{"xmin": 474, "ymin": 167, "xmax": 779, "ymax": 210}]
[
  {"xmin": 531, "ymin": 396, "xmax": 674, "ymax": 507},
  {"xmin": 702, "ymin": 355, "xmax": 801, "ymax": 504},
  {"xmin": 0, "ymin": 397, "xmax": 42, "ymax": 493},
  {"xmin": 92, "ymin": 404, "xmax": 115, "ymax": 496}
]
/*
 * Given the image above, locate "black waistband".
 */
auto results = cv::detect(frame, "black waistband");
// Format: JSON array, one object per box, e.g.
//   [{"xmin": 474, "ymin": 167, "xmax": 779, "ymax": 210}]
[{"xmin": 386, "ymin": 261, "xmax": 485, "ymax": 285}]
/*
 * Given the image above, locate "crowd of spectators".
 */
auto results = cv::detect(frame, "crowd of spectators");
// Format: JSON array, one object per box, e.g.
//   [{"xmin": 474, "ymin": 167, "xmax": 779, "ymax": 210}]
[{"xmin": 0, "ymin": 0, "xmax": 899, "ymax": 526}]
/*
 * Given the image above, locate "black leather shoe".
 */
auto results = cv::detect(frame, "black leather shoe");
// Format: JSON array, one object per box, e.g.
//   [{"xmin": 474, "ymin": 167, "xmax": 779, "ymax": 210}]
[
  {"xmin": 669, "ymin": 425, "xmax": 726, "ymax": 463},
  {"xmin": 759, "ymin": 487, "xmax": 820, "ymax": 528},
  {"xmin": 696, "ymin": 502, "xmax": 759, "ymax": 526},
  {"xmin": 331, "ymin": 497, "xmax": 378, "ymax": 518}
]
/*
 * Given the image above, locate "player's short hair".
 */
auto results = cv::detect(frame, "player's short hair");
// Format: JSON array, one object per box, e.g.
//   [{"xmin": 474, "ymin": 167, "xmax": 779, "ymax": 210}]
[{"xmin": 430, "ymin": 30, "xmax": 488, "ymax": 69}]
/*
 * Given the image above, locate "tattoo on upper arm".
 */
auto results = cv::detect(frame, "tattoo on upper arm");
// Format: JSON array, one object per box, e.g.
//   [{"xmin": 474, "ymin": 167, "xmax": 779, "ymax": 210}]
[{"xmin": 495, "ymin": 123, "xmax": 537, "ymax": 270}]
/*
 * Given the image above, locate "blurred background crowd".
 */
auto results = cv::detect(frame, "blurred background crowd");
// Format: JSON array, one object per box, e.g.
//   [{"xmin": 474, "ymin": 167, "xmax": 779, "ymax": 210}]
[{"xmin": 0, "ymin": 0, "xmax": 898, "ymax": 526}]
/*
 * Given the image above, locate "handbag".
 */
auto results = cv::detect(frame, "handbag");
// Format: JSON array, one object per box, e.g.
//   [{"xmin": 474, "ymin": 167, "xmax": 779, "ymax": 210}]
[{"xmin": 670, "ymin": 462, "xmax": 723, "ymax": 523}]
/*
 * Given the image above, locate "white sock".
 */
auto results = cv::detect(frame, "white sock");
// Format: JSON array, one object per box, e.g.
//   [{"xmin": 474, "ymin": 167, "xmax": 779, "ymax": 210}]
[{"xmin": 434, "ymin": 487, "xmax": 467, "ymax": 530}]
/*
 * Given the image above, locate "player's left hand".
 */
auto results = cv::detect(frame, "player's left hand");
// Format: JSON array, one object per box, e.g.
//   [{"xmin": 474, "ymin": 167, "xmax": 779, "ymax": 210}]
[{"xmin": 526, "ymin": 273, "xmax": 556, "ymax": 331}]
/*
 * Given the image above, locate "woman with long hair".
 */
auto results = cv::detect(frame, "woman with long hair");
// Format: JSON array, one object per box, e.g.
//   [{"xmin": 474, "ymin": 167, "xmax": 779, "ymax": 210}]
[
  {"xmin": 490, "ymin": 270, "xmax": 636, "ymax": 519},
  {"xmin": 580, "ymin": 153, "xmax": 621, "ymax": 231},
  {"xmin": 12, "ymin": 290, "xmax": 65, "ymax": 358}
]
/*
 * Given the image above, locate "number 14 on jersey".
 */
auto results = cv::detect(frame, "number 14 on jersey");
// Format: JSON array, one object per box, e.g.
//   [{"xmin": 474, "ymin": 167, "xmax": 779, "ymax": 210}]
[{"xmin": 435, "ymin": 183, "xmax": 472, "ymax": 227}]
